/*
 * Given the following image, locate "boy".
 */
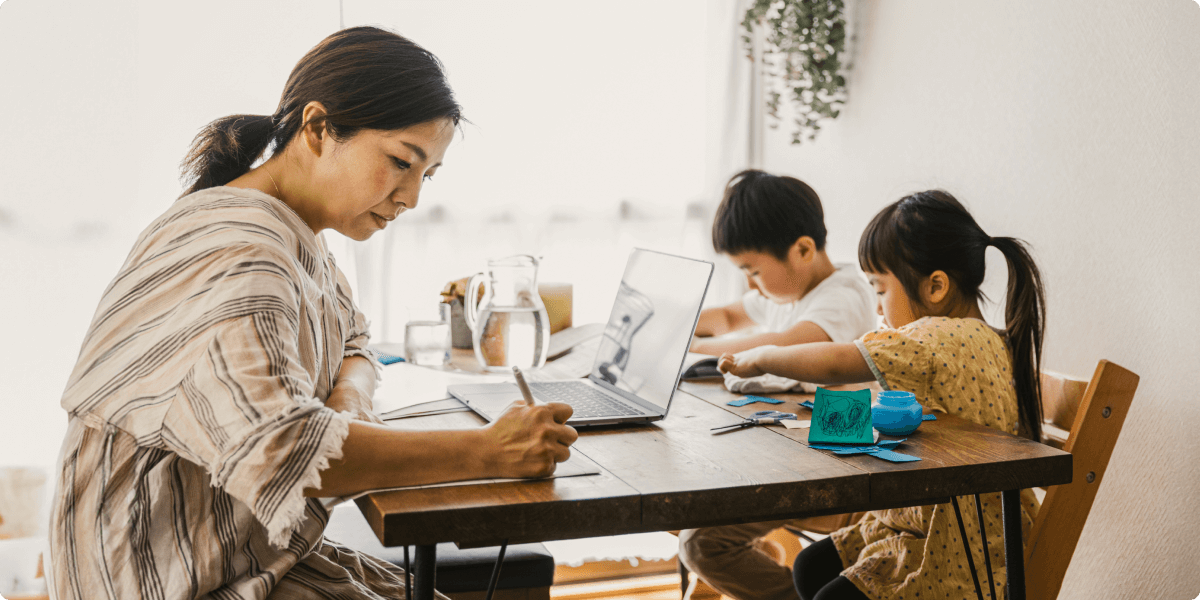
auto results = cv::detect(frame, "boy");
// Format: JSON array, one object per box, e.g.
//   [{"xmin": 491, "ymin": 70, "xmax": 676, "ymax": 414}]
[{"xmin": 680, "ymin": 169, "xmax": 875, "ymax": 600}]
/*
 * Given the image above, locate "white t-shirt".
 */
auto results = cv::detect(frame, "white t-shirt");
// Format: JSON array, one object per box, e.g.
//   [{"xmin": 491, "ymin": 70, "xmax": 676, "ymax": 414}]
[{"xmin": 741, "ymin": 263, "xmax": 877, "ymax": 343}]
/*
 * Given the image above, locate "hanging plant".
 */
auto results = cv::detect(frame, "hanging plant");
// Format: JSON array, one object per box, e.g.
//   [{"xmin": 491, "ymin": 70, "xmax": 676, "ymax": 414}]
[{"xmin": 742, "ymin": 0, "xmax": 848, "ymax": 144}]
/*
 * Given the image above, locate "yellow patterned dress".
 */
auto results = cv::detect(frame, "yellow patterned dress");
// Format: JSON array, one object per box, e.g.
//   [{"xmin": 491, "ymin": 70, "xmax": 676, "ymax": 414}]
[{"xmin": 833, "ymin": 317, "xmax": 1041, "ymax": 600}]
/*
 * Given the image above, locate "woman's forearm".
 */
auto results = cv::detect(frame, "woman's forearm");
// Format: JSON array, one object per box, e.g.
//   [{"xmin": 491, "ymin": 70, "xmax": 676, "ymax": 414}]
[
  {"xmin": 306, "ymin": 401, "xmax": 578, "ymax": 498},
  {"xmin": 757, "ymin": 342, "xmax": 875, "ymax": 385},
  {"xmin": 307, "ymin": 423, "xmax": 491, "ymax": 497}
]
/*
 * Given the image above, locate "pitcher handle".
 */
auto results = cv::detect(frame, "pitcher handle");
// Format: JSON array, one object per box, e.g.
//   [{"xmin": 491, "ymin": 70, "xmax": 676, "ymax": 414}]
[{"xmin": 465, "ymin": 272, "xmax": 486, "ymax": 333}]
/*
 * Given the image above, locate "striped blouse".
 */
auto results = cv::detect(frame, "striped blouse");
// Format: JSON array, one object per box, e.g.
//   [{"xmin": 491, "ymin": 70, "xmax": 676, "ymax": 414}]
[{"xmin": 49, "ymin": 187, "xmax": 431, "ymax": 599}]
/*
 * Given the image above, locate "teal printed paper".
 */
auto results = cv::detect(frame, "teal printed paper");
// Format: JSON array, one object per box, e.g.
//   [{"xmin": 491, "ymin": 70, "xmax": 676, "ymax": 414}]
[{"xmin": 808, "ymin": 387, "xmax": 873, "ymax": 445}]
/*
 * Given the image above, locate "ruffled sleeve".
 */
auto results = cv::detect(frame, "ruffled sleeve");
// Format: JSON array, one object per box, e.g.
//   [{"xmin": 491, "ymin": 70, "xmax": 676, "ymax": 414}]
[{"xmin": 146, "ymin": 243, "xmax": 353, "ymax": 548}]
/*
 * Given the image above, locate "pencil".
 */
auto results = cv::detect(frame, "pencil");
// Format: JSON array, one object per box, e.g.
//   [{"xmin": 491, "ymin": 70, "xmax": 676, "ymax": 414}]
[{"xmin": 512, "ymin": 366, "xmax": 536, "ymax": 406}]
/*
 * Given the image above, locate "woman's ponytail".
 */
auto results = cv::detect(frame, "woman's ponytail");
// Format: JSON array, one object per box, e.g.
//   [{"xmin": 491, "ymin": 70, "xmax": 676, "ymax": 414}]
[
  {"xmin": 177, "ymin": 26, "xmax": 463, "ymax": 199},
  {"xmin": 179, "ymin": 114, "xmax": 277, "ymax": 197},
  {"xmin": 989, "ymin": 236, "xmax": 1046, "ymax": 442}
]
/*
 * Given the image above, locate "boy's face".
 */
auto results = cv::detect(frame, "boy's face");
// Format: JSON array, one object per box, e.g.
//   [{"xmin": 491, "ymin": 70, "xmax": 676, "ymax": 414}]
[{"xmin": 728, "ymin": 249, "xmax": 807, "ymax": 304}]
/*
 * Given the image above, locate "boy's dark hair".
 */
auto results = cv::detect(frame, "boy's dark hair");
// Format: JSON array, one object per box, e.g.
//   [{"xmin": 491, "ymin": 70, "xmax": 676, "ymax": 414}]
[
  {"xmin": 711, "ymin": 169, "xmax": 827, "ymax": 259},
  {"xmin": 858, "ymin": 190, "xmax": 1046, "ymax": 442}
]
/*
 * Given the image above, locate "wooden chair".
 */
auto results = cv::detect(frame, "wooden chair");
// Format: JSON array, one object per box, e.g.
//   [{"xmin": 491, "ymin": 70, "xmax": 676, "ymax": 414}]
[{"xmin": 1023, "ymin": 359, "xmax": 1139, "ymax": 600}]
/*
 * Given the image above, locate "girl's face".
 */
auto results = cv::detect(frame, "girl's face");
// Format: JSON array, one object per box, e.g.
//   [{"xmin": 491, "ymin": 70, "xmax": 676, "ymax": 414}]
[
  {"xmin": 309, "ymin": 118, "xmax": 456, "ymax": 241},
  {"xmin": 867, "ymin": 271, "xmax": 920, "ymax": 329}
]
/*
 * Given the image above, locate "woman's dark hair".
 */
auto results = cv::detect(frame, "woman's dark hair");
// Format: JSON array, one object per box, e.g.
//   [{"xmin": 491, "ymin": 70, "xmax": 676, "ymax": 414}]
[
  {"xmin": 712, "ymin": 169, "xmax": 827, "ymax": 259},
  {"xmin": 858, "ymin": 190, "xmax": 1046, "ymax": 442},
  {"xmin": 180, "ymin": 26, "xmax": 463, "ymax": 196}
]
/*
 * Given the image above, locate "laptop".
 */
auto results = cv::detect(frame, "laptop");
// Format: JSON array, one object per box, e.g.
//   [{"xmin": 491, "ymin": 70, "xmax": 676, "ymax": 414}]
[{"xmin": 449, "ymin": 248, "xmax": 714, "ymax": 427}]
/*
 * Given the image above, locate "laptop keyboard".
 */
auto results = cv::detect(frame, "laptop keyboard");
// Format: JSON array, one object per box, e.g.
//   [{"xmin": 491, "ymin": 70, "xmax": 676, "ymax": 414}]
[{"xmin": 529, "ymin": 381, "xmax": 642, "ymax": 419}]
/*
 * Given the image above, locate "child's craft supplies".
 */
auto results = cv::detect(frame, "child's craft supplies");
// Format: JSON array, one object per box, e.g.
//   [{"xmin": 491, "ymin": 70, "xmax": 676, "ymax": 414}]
[
  {"xmin": 727, "ymin": 395, "xmax": 785, "ymax": 407},
  {"xmin": 808, "ymin": 388, "xmax": 873, "ymax": 445},
  {"xmin": 872, "ymin": 391, "xmax": 924, "ymax": 435},
  {"xmin": 710, "ymin": 410, "xmax": 797, "ymax": 433}
]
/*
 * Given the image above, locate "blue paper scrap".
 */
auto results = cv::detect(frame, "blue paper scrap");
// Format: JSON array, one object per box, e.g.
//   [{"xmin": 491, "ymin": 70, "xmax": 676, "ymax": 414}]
[
  {"xmin": 799, "ymin": 400, "xmax": 815, "ymax": 409},
  {"xmin": 872, "ymin": 449, "xmax": 923, "ymax": 462},
  {"xmin": 808, "ymin": 388, "xmax": 874, "ymax": 445},
  {"xmin": 727, "ymin": 395, "xmax": 785, "ymax": 407},
  {"xmin": 375, "ymin": 349, "xmax": 406, "ymax": 365},
  {"xmin": 807, "ymin": 438, "xmax": 922, "ymax": 463}
]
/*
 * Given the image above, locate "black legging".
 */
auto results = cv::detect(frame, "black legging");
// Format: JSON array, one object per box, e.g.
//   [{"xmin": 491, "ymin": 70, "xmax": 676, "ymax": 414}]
[{"xmin": 792, "ymin": 537, "xmax": 870, "ymax": 600}]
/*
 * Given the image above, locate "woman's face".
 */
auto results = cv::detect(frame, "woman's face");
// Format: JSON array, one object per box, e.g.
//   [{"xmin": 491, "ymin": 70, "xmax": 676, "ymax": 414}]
[{"xmin": 309, "ymin": 118, "xmax": 456, "ymax": 241}]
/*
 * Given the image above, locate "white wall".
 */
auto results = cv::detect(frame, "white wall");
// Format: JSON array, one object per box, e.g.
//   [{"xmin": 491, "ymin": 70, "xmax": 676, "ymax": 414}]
[{"xmin": 760, "ymin": 0, "xmax": 1199, "ymax": 596}]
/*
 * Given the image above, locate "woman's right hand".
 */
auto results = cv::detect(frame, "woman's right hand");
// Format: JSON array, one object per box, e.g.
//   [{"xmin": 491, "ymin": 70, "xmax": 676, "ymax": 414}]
[{"xmin": 481, "ymin": 401, "xmax": 578, "ymax": 479}]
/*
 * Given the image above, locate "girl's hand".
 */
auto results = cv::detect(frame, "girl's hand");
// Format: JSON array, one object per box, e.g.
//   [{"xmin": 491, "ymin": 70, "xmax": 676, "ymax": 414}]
[
  {"xmin": 719, "ymin": 351, "xmax": 763, "ymax": 378},
  {"xmin": 482, "ymin": 401, "xmax": 579, "ymax": 479}
]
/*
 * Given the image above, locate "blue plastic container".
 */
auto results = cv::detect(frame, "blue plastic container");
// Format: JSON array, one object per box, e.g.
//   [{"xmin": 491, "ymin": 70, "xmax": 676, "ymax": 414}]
[{"xmin": 872, "ymin": 391, "xmax": 923, "ymax": 436}]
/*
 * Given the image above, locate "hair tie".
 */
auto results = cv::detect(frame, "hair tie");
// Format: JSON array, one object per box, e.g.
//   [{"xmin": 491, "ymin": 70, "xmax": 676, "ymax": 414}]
[{"xmin": 269, "ymin": 114, "xmax": 280, "ymax": 127}]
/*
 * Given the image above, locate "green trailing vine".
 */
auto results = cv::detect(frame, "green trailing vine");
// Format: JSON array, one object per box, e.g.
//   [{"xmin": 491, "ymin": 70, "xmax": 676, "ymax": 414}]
[{"xmin": 742, "ymin": 0, "xmax": 848, "ymax": 144}]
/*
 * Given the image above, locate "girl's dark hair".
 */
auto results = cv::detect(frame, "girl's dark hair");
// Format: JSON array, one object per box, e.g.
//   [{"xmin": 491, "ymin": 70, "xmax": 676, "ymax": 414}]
[
  {"xmin": 858, "ymin": 190, "xmax": 1046, "ymax": 441},
  {"xmin": 180, "ymin": 26, "xmax": 463, "ymax": 196},
  {"xmin": 712, "ymin": 169, "xmax": 827, "ymax": 259}
]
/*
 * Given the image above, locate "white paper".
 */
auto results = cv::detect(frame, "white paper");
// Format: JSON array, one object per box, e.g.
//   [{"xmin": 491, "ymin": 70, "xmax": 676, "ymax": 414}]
[
  {"xmin": 371, "ymin": 363, "xmax": 506, "ymax": 414},
  {"xmin": 782, "ymin": 420, "xmax": 812, "ymax": 429}
]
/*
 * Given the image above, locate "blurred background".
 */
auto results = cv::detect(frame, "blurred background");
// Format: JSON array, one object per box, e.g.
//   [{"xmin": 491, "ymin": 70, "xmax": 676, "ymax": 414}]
[{"xmin": 1, "ymin": 0, "xmax": 1198, "ymax": 597}]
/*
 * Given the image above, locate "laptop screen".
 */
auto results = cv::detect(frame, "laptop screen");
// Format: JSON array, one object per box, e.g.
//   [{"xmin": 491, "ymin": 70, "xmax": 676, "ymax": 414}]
[{"xmin": 591, "ymin": 249, "xmax": 713, "ymax": 411}]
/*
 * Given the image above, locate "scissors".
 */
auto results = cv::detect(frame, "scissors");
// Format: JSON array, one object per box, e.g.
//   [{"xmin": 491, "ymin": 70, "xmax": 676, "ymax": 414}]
[{"xmin": 710, "ymin": 410, "xmax": 797, "ymax": 433}]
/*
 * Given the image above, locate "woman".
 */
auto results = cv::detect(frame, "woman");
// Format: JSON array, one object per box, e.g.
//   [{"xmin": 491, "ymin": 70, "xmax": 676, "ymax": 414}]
[{"xmin": 49, "ymin": 26, "xmax": 577, "ymax": 600}]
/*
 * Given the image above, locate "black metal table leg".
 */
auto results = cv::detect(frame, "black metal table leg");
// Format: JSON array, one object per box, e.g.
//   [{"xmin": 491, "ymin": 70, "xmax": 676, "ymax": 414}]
[
  {"xmin": 1001, "ymin": 489, "xmax": 1025, "ymax": 600},
  {"xmin": 413, "ymin": 544, "xmax": 437, "ymax": 600}
]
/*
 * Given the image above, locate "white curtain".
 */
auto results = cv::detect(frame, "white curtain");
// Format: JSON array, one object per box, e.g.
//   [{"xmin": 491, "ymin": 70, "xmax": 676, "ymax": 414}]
[{"xmin": 335, "ymin": 0, "xmax": 758, "ymax": 342}]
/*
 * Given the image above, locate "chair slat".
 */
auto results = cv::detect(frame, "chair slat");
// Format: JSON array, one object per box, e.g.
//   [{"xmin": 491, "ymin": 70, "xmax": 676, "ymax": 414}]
[{"xmin": 1024, "ymin": 360, "xmax": 1139, "ymax": 600}]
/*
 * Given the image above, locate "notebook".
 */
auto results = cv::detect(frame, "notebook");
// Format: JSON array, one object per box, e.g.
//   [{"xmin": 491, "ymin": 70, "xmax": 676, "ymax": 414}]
[{"xmin": 449, "ymin": 248, "xmax": 714, "ymax": 427}]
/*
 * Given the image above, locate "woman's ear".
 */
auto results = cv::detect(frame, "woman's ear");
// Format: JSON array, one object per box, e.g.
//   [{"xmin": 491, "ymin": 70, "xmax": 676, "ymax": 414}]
[
  {"xmin": 300, "ymin": 101, "xmax": 330, "ymax": 157},
  {"xmin": 923, "ymin": 270, "xmax": 952, "ymax": 306}
]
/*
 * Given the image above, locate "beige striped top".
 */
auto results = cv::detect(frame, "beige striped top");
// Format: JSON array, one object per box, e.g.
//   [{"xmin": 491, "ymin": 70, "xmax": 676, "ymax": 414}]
[{"xmin": 48, "ymin": 187, "xmax": 423, "ymax": 599}]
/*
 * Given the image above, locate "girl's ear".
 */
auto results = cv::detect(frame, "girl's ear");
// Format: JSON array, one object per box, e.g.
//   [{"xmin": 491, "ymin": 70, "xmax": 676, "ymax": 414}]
[{"xmin": 923, "ymin": 270, "xmax": 952, "ymax": 306}]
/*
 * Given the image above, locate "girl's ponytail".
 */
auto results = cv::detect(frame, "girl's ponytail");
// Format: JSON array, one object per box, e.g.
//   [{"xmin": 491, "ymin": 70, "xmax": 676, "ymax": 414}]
[
  {"xmin": 989, "ymin": 236, "xmax": 1046, "ymax": 442},
  {"xmin": 180, "ymin": 114, "xmax": 277, "ymax": 197}
]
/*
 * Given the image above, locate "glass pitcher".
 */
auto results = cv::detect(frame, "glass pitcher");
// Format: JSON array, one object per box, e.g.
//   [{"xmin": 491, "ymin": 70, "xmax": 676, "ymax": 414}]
[{"xmin": 464, "ymin": 255, "xmax": 551, "ymax": 372}]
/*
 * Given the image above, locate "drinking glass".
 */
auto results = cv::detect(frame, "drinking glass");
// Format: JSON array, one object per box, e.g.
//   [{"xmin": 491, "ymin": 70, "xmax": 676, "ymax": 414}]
[{"xmin": 404, "ymin": 320, "xmax": 450, "ymax": 366}]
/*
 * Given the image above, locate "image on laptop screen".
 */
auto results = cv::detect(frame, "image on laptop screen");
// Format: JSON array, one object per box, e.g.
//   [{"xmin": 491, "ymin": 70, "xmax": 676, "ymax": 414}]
[{"xmin": 591, "ymin": 249, "xmax": 713, "ymax": 412}]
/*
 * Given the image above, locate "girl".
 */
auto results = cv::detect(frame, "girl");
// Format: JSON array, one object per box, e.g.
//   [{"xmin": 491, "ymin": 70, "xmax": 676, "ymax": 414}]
[
  {"xmin": 49, "ymin": 27, "xmax": 577, "ymax": 600},
  {"xmin": 720, "ymin": 190, "xmax": 1046, "ymax": 600}
]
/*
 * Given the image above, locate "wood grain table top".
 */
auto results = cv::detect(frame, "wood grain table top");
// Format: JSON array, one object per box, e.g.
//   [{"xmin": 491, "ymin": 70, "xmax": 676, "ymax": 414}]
[{"xmin": 356, "ymin": 372, "xmax": 1071, "ymax": 549}]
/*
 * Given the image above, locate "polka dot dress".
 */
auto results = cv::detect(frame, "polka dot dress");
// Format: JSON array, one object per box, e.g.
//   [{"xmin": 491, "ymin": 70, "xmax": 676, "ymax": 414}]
[{"xmin": 832, "ymin": 317, "xmax": 1041, "ymax": 600}]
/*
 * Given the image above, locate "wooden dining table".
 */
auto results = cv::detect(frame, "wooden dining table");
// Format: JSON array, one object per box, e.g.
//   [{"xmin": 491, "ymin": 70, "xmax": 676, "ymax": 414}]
[{"xmin": 355, "ymin": 359, "xmax": 1071, "ymax": 600}]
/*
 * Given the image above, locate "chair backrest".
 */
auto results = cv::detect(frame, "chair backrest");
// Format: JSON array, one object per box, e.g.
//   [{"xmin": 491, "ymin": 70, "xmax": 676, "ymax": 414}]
[{"xmin": 1024, "ymin": 359, "xmax": 1139, "ymax": 600}]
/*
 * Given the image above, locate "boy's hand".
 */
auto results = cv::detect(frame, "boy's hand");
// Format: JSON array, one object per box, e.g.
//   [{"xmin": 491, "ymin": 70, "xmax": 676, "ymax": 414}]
[{"xmin": 718, "ymin": 349, "xmax": 767, "ymax": 378}]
